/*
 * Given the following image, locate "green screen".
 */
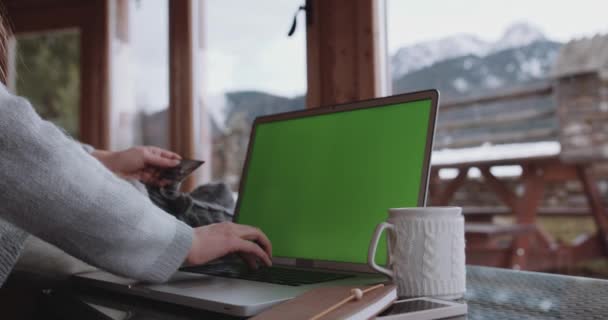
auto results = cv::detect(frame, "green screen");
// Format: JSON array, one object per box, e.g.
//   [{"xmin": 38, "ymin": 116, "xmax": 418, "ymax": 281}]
[{"xmin": 237, "ymin": 99, "xmax": 432, "ymax": 264}]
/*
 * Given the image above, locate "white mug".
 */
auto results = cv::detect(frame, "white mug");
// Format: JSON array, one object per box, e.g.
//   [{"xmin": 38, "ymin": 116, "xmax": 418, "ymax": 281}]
[{"xmin": 368, "ymin": 207, "xmax": 466, "ymax": 299}]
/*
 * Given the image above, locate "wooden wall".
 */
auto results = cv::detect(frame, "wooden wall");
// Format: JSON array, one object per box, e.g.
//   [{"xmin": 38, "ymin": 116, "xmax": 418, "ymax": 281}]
[
  {"xmin": 556, "ymin": 73, "xmax": 608, "ymax": 162},
  {"xmin": 168, "ymin": 0, "xmax": 200, "ymax": 190},
  {"xmin": 306, "ymin": 0, "xmax": 381, "ymax": 108}
]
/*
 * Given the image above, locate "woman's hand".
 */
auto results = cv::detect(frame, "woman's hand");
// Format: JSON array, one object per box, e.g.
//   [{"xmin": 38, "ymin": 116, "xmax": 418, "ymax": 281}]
[
  {"xmin": 185, "ymin": 222, "xmax": 273, "ymax": 269},
  {"xmin": 92, "ymin": 146, "xmax": 181, "ymax": 184}
]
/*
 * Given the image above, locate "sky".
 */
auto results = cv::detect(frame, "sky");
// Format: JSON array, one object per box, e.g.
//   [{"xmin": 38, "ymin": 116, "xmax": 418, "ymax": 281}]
[
  {"xmin": 131, "ymin": 0, "xmax": 307, "ymax": 111},
  {"xmin": 130, "ymin": 0, "xmax": 608, "ymax": 112},
  {"xmin": 387, "ymin": 0, "xmax": 608, "ymax": 53}
]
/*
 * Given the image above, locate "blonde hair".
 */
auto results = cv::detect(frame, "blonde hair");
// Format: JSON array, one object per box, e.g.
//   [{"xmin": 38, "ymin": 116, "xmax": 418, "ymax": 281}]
[{"xmin": 0, "ymin": 8, "xmax": 9, "ymax": 84}]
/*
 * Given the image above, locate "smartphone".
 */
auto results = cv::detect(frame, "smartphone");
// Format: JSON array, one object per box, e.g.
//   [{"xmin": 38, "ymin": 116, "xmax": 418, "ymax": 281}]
[{"xmin": 375, "ymin": 298, "xmax": 467, "ymax": 320}]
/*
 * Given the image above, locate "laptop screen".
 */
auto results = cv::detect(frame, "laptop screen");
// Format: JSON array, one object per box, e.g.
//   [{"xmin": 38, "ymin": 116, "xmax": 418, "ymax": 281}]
[{"xmin": 236, "ymin": 98, "xmax": 433, "ymax": 265}]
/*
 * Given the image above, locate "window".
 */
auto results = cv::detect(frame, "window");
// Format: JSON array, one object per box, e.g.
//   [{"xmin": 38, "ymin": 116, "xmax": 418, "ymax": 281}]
[
  {"xmin": 14, "ymin": 31, "xmax": 80, "ymax": 138},
  {"xmin": 203, "ymin": 1, "xmax": 307, "ymax": 189}
]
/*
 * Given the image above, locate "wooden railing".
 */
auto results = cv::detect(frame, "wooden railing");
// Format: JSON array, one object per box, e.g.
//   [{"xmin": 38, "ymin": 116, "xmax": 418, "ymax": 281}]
[
  {"xmin": 440, "ymin": 83, "xmax": 554, "ymax": 110},
  {"xmin": 435, "ymin": 84, "xmax": 556, "ymax": 149}
]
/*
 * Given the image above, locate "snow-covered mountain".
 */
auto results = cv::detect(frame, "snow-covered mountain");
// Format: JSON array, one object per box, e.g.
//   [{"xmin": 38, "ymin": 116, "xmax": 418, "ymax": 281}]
[
  {"xmin": 390, "ymin": 34, "xmax": 488, "ymax": 77},
  {"xmin": 491, "ymin": 22, "xmax": 547, "ymax": 53},
  {"xmin": 392, "ymin": 40, "xmax": 561, "ymax": 99},
  {"xmin": 199, "ymin": 21, "xmax": 562, "ymax": 136},
  {"xmin": 391, "ymin": 22, "xmax": 548, "ymax": 78}
]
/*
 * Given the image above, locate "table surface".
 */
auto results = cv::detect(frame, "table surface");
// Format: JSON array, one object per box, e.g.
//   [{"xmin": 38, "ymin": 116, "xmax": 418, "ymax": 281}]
[
  {"xmin": 56, "ymin": 266, "xmax": 608, "ymax": 320},
  {"xmin": 464, "ymin": 266, "xmax": 608, "ymax": 319}
]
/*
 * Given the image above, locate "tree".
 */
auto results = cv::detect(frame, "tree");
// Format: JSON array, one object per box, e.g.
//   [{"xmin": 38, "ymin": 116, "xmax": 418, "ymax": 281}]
[{"xmin": 16, "ymin": 31, "xmax": 80, "ymax": 137}]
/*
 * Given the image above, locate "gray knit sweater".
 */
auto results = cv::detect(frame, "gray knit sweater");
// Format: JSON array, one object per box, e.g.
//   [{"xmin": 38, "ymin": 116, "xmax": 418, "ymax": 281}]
[{"xmin": 0, "ymin": 84, "xmax": 193, "ymax": 285}]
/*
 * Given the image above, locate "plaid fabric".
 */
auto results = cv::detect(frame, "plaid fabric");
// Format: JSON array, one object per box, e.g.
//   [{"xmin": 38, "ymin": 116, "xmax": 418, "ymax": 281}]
[{"xmin": 147, "ymin": 182, "xmax": 234, "ymax": 228}]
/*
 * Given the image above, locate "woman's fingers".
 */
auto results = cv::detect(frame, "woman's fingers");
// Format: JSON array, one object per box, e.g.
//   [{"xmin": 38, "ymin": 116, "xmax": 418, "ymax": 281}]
[
  {"xmin": 139, "ymin": 171, "xmax": 153, "ymax": 182},
  {"xmin": 137, "ymin": 146, "xmax": 181, "ymax": 168},
  {"xmin": 238, "ymin": 253, "xmax": 260, "ymax": 270},
  {"xmin": 234, "ymin": 239, "xmax": 272, "ymax": 267},
  {"xmin": 185, "ymin": 223, "xmax": 273, "ymax": 268},
  {"xmin": 144, "ymin": 151, "xmax": 180, "ymax": 168},
  {"xmin": 235, "ymin": 224, "xmax": 273, "ymax": 257},
  {"xmin": 160, "ymin": 149, "xmax": 182, "ymax": 160},
  {"xmin": 149, "ymin": 146, "xmax": 182, "ymax": 160}
]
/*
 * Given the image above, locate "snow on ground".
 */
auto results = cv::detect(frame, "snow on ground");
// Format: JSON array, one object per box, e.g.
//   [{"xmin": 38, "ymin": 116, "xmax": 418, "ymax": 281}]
[
  {"xmin": 436, "ymin": 166, "xmax": 523, "ymax": 179},
  {"xmin": 432, "ymin": 141, "xmax": 561, "ymax": 179}
]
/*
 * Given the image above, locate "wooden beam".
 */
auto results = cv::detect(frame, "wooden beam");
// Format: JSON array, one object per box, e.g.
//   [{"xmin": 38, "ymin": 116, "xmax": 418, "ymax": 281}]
[
  {"xmin": 516, "ymin": 165, "xmax": 546, "ymax": 225},
  {"xmin": 306, "ymin": 0, "xmax": 379, "ymax": 108},
  {"xmin": 435, "ymin": 168, "xmax": 469, "ymax": 206},
  {"xmin": 480, "ymin": 166, "xmax": 519, "ymax": 210},
  {"xmin": 2, "ymin": 0, "xmax": 85, "ymax": 11},
  {"xmin": 510, "ymin": 165, "xmax": 546, "ymax": 269},
  {"xmin": 570, "ymin": 233, "xmax": 605, "ymax": 262},
  {"xmin": 577, "ymin": 165, "xmax": 608, "ymax": 252},
  {"xmin": 79, "ymin": 1, "xmax": 111, "ymax": 149},
  {"xmin": 540, "ymin": 161, "xmax": 578, "ymax": 182},
  {"xmin": 428, "ymin": 169, "xmax": 441, "ymax": 200},
  {"xmin": 467, "ymin": 246, "xmax": 572, "ymax": 271},
  {"xmin": 169, "ymin": 0, "xmax": 196, "ymax": 191},
  {"xmin": 3, "ymin": 0, "xmax": 90, "ymax": 34},
  {"xmin": 440, "ymin": 83, "xmax": 553, "ymax": 111}
]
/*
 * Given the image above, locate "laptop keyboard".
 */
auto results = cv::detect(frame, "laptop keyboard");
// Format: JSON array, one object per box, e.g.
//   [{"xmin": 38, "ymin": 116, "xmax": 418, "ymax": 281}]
[{"xmin": 180, "ymin": 264, "xmax": 353, "ymax": 286}]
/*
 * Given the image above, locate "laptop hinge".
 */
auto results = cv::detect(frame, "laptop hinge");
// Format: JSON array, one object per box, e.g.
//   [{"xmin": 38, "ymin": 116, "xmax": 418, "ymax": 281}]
[{"xmin": 295, "ymin": 259, "xmax": 315, "ymax": 268}]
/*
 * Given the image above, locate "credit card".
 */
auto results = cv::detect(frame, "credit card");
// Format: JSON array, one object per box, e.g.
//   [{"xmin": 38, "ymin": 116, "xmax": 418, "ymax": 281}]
[{"xmin": 157, "ymin": 159, "xmax": 205, "ymax": 183}]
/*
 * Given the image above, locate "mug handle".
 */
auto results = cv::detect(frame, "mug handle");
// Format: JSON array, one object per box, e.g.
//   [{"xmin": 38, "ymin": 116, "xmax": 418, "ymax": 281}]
[{"xmin": 368, "ymin": 222, "xmax": 395, "ymax": 278}]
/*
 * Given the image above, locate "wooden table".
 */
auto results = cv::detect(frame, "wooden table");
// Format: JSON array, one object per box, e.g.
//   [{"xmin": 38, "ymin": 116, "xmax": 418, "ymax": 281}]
[
  {"xmin": 16, "ymin": 266, "xmax": 608, "ymax": 319},
  {"xmin": 430, "ymin": 155, "xmax": 608, "ymax": 271}
]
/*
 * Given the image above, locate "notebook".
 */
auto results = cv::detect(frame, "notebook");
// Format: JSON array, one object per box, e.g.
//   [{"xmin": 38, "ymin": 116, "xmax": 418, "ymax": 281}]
[{"xmin": 251, "ymin": 284, "xmax": 397, "ymax": 320}]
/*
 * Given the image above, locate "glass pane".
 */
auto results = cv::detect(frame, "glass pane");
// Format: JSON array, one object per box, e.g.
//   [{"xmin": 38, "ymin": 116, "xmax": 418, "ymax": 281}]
[
  {"xmin": 15, "ymin": 31, "xmax": 80, "ymax": 138},
  {"xmin": 133, "ymin": 0, "xmax": 169, "ymax": 149},
  {"xmin": 111, "ymin": 0, "xmax": 169, "ymax": 150},
  {"xmin": 204, "ymin": 1, "xmax": 307, "ymax": 190}
]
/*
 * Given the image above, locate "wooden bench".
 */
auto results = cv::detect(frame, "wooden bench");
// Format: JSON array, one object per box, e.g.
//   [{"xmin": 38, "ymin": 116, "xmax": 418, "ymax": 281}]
[
  {"xmin": 430, "ymin": 154, "xmax": 608, "ymax": 271},
  {"xmin": 427, "ymin": 78, "xmax": 608, "ymax": 271},
  {"xmin": 463, "ymin": 206, "xmax": 592, "ymax": 222},
  {"xmin": 465, "ymin": 223, "xmax": 536, "ymax": 249}
]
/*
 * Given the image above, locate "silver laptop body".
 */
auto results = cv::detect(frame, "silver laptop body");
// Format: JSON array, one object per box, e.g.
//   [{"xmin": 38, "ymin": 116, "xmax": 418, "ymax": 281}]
[{"xmin": 74, "ymin": 90, "xmax": 439, "ymax": 317}]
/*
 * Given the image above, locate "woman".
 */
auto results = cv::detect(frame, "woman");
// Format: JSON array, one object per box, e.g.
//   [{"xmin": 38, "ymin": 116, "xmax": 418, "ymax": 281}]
[{"xmin": 0, "ymin": 15, "xmax": 271, "ymax": 286}]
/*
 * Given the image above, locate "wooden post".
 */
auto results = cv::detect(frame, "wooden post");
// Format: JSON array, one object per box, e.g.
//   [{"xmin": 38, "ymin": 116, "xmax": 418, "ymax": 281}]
[
  {"xmin": 435, "ymin": 168, "xmax": 469, "ymax": 206},
  {"xmin": 306, "ymin": 0, "xmax": 380, "ymax": 108},
  {"xmin": 480, "ymin": 166, "xmax": 519, "ymax": 210},
  {"xmin": 428, "ymin": 168, "xmax": 440, "ymax": 201},
  {"xmin": 169, "ymin": 0, "xmax": 196, "ymax": 190},
  {"xmin": 79, "ymin": 0, "xmax": 111, "ymax": 149},
  {"xmin": 577, "ymin": 165, "xmax": 608, "ymax": 253},
  {"xmin": 510, "ymin": 164, "xmax": 545, "ymax": 269}
]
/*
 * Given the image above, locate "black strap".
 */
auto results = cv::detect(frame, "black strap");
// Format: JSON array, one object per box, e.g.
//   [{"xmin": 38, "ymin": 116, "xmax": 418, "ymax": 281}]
[{"xmin": 287, "ymin": 5, "xmax": 307, "ymax": 37}]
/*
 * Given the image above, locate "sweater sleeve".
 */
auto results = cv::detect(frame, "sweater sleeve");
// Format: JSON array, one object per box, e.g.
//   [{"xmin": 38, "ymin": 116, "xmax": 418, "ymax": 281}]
[
  {"xmin": 0, "ymin": 219, "xmax": 28, "ymax": 285},
  {"xmin": 0, "ymin": 90, "xmax": 193, "ymax": 283}
]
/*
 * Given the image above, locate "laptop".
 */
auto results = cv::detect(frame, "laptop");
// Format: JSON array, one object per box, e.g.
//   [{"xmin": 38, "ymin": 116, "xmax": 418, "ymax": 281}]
[{"xmin": 74, "ymin": 89, "xmax": 439, "ymax": 317}]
